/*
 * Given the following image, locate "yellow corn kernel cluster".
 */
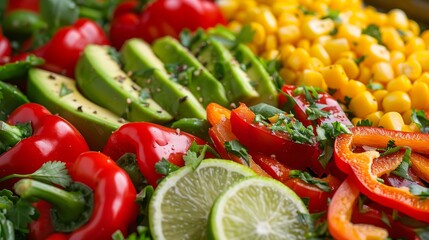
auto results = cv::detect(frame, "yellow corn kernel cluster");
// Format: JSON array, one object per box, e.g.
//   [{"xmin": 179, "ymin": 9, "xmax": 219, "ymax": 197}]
[{"xmin": 218, "ymin": 0, "xmax": 429, "ymax": 132}]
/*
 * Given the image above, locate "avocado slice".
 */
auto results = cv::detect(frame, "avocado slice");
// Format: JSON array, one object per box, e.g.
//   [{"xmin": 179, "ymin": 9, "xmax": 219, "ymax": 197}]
[
  {"xmin": 152, "ymin": 36, "xmax": 229, "ymax": 107},
  {"xmin": 190, "ymin": 37, "xmax": 259, "ymax": 105},
  {"xmin": 27, "ymin": 68, "xmax": 126, "ymax": 150},
  {"xmin": 233, "ymin": 44, "xmax": 278, "ymax": 106},
  {"xmin": 0, "ymin": 81, "xmax": 29, "ymax": 120},
  {"xmin": 121, "ymin": 38, "xmax": 206, "ymax": 120},
  {"xmin": 75, "ymin": 44, "xmax": 172, "ymax": 123}
]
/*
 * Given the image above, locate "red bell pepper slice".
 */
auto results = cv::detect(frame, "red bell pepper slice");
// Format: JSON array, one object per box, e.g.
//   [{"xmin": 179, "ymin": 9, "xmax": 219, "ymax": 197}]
[
  {"xmin": 278, "ymin": 85, "xmax": 352, "ymax": 129},
  {"xmin": 229, "ymin": 103, "xmax": 323, "ymax": 175},
  {"xmin": 15, "ymin": 151, "xmax": 138, "ymax": 239},
  {"xmin": 0, "ymin": 103, "xmax": 89, "ymax": 189},
  {"xmin": 334, "ymin": 126, "xmax": 429, "ymax": 223},
  {"xmin": 102, "ymin": 122, "xmax": 207, "ymax": 187},
  {"xmin": 328, "ymin": 177, "xmax": 389, "ymax": 240}
]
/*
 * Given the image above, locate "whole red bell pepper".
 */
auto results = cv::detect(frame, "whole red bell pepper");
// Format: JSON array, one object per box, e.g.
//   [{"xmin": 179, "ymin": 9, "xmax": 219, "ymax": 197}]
[
  {"xmin": 12, "ymin": 18, "xmax": 109, "ymax": 77},
  {"xmin": 5, "ymin": 0, "xmax": 39, "ymax": 13},
  {"xmin": 334, "ymin": 126, "xmax": 429, "ymax": 223},
  {"xmin": 14, "ymin": 151, "xmax": 138, "ymax": 240},
  {"xmin": 0, "ymin": 103, "xmax": 89, "ymax": 189},
  {"xmin": 109, "ymin": 0, "xmax": 226, "ymax": 49},
  {"xmin": 102, "ymin": 122, "xmax": 207, "ymax": 186}
]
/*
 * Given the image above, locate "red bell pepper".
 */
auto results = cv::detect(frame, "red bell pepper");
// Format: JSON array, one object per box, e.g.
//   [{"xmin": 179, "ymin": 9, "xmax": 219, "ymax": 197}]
[
  {"xmin": 278, "ymin": 85, "xmax": 352, "ymax": 129},
  {"xmin": 12, "ymin": 19, "xmax": 109, "ymax": 77},
  {"xmin": 229, "ymin": 103, "xmax": 323, "ymax": 175},
  {"xmin": 14, "ymin": 151, "xmax": 138, "ymax": 239},
  {"xmin": 334, "ymin": 126, "xmax": 429, "ymax": 223},
  {"xmin": 102, "ymin": 122, "xmax": 207, "ymax": 187},
  {"xmin": 0, "ymin": 103, "xmax": 89, "ymax": 189},
  {"xmin": 0, "ymin": 32, "xmax": 12, "ymax": 64},
  {"xmin": 110, "ymin": 0, "xmax": 226, "ymax": 49},
  {"xmin": 5, "ymin": 0, "xmax": 39, "ymax": 13}
]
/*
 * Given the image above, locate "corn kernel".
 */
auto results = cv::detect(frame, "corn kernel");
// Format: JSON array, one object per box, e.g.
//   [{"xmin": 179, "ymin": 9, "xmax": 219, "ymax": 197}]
[
  {"xmin": 336, "ymin": 24, "xmax": 361, "ymax": 44},
  {"xmin": 257, "ymin": 7, "xmax": 278, "ymax": 34},
  {"xmin": 302, "ymin": 18, "xmax": 335, "ymax": 39},
  {"xmin": 286, "ymin": 48, "xmax": 311, "ymax": 71},
  {"xmin": 382, "ymin": 91, "xmax": 411, "ymax": 113},
  {"xmin": 408, "ymin": 20, "xmax": 420, "ymax": 36},
  {"xmin": 309, "ymin": 43, "xmax": 331, "ymax": 66},
  {"xmin": 335, "ymin": 57, "xmax": 359, "ymax": 79},
  {"xmin": 340, "ymin": 79, "xmax": 366, "ymax": 98},
  {"xmin": 378, "ymin": 112, "xmax": 405, "ymax": 131},
  {"xmin": 297, "ymin": 39, "xmax": 311, "ymax": 51},
  {"xmin": 277, "ymin": 25, "xmax": 300, "ymax": 44},
  {"xmin": 227, "ymin": 21, "xmax": 243, "ymax": 33},
  {"xmin": 421, "ymin": 29, "xmax": 429, "ymax": 45},
  {"xmin": 324, "ymin": 38, "xmax": 350, "ymax": 62},
  {"xmin": 217, "ymin": 0, "xmax": 240, "ymax": 20},
  {"xmin": 373, "ymin": 89, "xmax": 388, "ymax": 108},
  {"xmin": 408, "ymin": 50, "xmax": 429, "ymax": 72},
  {"xmin": 280, "ymin": 44, "xmax": 295, "ymax": 64},
  {"xmin": 416, "ymin": 72, "xmax": 429, "ymax": 85},
  {"xmin": 381, "ymin": 27, "xmax": 404, "ymax": 51},
  {"xmin": 402, "ymin": 109, "xmax": 414, "ymax": 124},
  {"xmin": 250, "ymin": 22, "xmax": 266, "ymax": 46},
  {"xmin": 397, "ymin": 59, "xmax": 422, "ymax": 80},
  {"xmin": 277, "ymin": 12, "xmax": 299, "ymax": 27},
  {"xmin": 354, "ymin": 34, "xmax": 377, "ymax": 53},
  {"xmin": 304, "ymin": 57, "xmax": 325, "ymax": 71},
  {"xmin": 279, "ymin": 68, "xmax": 298, "ymax": 85},
  {"xmin": 349, "ymin": 91, "xmax": 378, "ymax": 118},
  {"xmin": 386, "ymin": 75, "xmax": 412, "ymax": 92},
  {"xmin": 320, "ymin": 64, "xmax": 349, "ymax": 89},
  {"xmin": 271, "ymin": 2, "xmax": 296, "ymax": 16},
  {"xmin": 390, "ymin": 50, "xmax": 405, "ymax": 68},
  {"xmin": 357, "ymin": 64, "xmax": 372, "ymax": 84},
  {"xmin": 388, "ymin": 9, "xmax": 408, "ymax": 29},
  {"xmin": 363, "ymin": 44, "xmax": 390, "ymax": 66},
  {"xmin": 265, "ymin": 34, "xmax": 278, "ymax": 52},
  {"xmin": 372, "ymin": 62, "xmax": 394, "ymax": 83},
  {"xmin": 296, "ymin": 69, "xmax": 325, "ymax": 89},
  {"xmin": 404, "ymin": 37, "xmax": 426, "ymax": 56},
  {"xmin": 365, "ymin": 111, "xmax": 383, "ymax": 126},
  {"xmin": 261, "ymin": 49, "xmax": 279, "ymax": 60},
  {"xmin": 410, "ymin": 81, "xmax": 429, "ymax": 109}
]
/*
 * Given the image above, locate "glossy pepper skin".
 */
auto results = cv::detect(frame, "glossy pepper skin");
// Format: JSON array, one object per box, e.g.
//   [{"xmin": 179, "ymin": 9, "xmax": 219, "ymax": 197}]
[
  {"xmin": 103, "ymin": 122, "xmax": 207, "ymax": 187},
  {"xmin": 0, "ymin": 103, "xmax": 89, "ymax": 189},
  {"xmin": 16, "ymin": 152, "xmax": 138, "ymax": 240},
  {"xmin": 0, "ymin": 32, "xmax": 12, "ymax": 64},
  {"xmin": 109, "ymin": 0, "xmax": 226, "ymax": 49},
  {"xmin": 334, "ymin": 126, "xmax": 429, "ymax": 223},
  {"xmin": 12, "ymin": 19, "xmax": 109, "ymax": 77}
]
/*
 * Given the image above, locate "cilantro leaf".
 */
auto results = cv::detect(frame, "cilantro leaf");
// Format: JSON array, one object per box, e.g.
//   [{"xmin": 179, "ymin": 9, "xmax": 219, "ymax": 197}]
[
  {"xmin": 323, "ymin": 9, "xmax": 341, "ymax": 23},
  {"xmin": 6, "ymin": 199, "xmax": 37, "ymax": 233},
  {"xmin": 235, "ymin": 25, "xmax": 255, "ymax": 45},
  {"xmin": 289, "ymin": 170, "xmax": 331, "ymax": 192},
  {"xmin": 183, "ymin": 141, "xmax": 209, "ymax": 170},
  {"xmin": 293, "ymin": 85, "xmax": 322, "ymax": 104},
  {"xmin": 224, "ymin": 140, "xmax": 250, "ymax": 166},
  {"xmin": 354, "ymin": 55, "xmax": 366, "ymax": 65},
  {"xmin": 305, "ymin": 106, "xmax": 330, "ymax": 121},
  {"xmin": 298, "ymin": 212, "xmax": 331, "ymax": 239},
  {"xmin": 366, "ymin": 81, "xmax": 384, "ymax": 90},
  {"xmin": 391, "ymin": 148, "xmax": 413, "ymax": 181},
  {"xmin": 298, "ymin": 5, "xmax": 316, "ymax": 15},
  {"xmin": 409, "ymin": 184, "xmax": 429, "ymax": 199},
  {"xmin": 155, "ymin": 158, "xmax": 180, "ymax": 176},
  {"xmin": 411, "ymin": 109, "xmax": 429, "ymax": 133},
  {"xmin": 316, "ymin": 122, "xmax": 351, "ymax": 168},
  {"xmin": 249, "ymin": 103, "xmax": 286, "ymax": 119},
  {"xmin": 362, "ymin": 24, "xmax": 383, "ymax": 45},
  {"xmin": 59, "ymin": 82, "xmax": 73, "ymax": 97},
  {"xmin": 356, "ymin": 119, "xmax": 373, "ymax": 126},
  {"xmin": 270, "ymin": 114, "xmax": 315, "ymax": 144}
]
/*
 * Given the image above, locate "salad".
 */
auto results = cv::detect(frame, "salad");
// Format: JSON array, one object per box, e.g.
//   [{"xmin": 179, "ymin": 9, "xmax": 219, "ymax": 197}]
[{"xmin": 1, "ymin": 0, "xmax": 429, "ymax": 239}]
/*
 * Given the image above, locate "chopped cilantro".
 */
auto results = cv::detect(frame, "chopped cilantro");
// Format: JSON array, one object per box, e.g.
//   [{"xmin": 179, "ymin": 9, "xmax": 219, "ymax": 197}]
[
  {"xmin": 409, "ymin": 184, "xmax": 429, "ymax": 199},
  {"xmin": 224, "ymin": 140, "xmax": 250, "ymax": 166},
  {"xmin": 183, "ymin": 141, "xmax": 215, "ymax": 170},
  {"xmin": 155, "ymin": 158, "xmax": 180, "ymax": 176},
  {"xmin": 305, "ymin": 105, "xmax": 330, "ymax": 121},
  {"xmin": 354, "ymin": 55, "xmax": 366, "ymax": 65},
  {"xmin": 298, "ymin": 5, "xmax": 316, "ymax": 15},
  {"xmin": 249, "ymin": 103, "xmax": 286, "ymax": 119},
  {"xmin": 381, "ymin": 211, "xmax": 391, "ymax": 227},
  {"xmin": 270, "ymin": 114, "xmax": 315, "ymax": 145},
  {"xmin": 316, "ymin": 122, "xmax": 351, "ymax": 167},
  {"xmin": 366, "ymin": 81, "xmax": 384, "ymax": 90},
  {"xmin": 298, "ymin": 212, "xmax": 331, "ymax": 239},
  {"xmin": 411, "ymin": 109, "xmax": 429, "ymax": 133},
  {"xmin": 362, "ymin": 24, "xmax": 383, "ymax": 45},
  {"xmin": 289, "ymin": 170, "xmax": 331, "ymax": 192},
  {"xmin": 235, "ymin": 24, "xmax": 255, "ymax": 45},
  {"xmin": 323, "ymin": 8, "xmax": 341, "ymax": 23},
  {"xmin": 59, "ymin": 82, "xmax": 73, "ymax": 97},
  {"xmin": 356, "ymin": 119, "xmax": 373, "ymax": 126}
]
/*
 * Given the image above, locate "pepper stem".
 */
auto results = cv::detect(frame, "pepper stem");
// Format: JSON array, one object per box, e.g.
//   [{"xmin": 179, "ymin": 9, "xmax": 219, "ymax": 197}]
[
  {"xmin": 0, "ymin": 121, "xmax": 32, "ymax": 154},
  {"xmin": 14, "ymin": 179, "xmax": 93, "ymax": 232}
]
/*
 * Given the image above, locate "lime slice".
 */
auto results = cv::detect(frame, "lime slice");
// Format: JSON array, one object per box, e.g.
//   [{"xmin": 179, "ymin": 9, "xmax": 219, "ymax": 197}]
[
  {"xmin": 208, "ymin": 177, "xmax": 309, "ymax": 240},
  {"xmin": 149, "ymin": 159, "xmax": 257, "ymax": 240}
]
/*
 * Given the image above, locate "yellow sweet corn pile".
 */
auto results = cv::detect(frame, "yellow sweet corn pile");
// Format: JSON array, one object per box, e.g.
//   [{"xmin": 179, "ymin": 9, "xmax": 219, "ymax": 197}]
[{"xmin": 217, "ymin": 0, "xmax": 429, "ymax": 132}]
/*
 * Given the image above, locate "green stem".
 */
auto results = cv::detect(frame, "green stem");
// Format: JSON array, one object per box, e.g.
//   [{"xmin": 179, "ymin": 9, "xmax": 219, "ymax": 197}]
[
  {"xmin": 116, "ymin": 153, "xmax": 147, "ymax": 191},
  {"xmin": 0, "ymin": 121, "xmax": 31, "ymax": 154},
  {"xmin": 14, "ymin": 179, "xmax": 86, "ymax": 223}
]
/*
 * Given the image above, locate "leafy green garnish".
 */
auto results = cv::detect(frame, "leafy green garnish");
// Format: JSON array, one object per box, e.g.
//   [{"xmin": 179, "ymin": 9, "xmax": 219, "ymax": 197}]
[
  {"xmin": 183, "ymin": 141, "xmax": 215, "ymax": 170},
  {"xmin": 293, "ymin": 85, "xmax": 323, "ymax": 105},
  {"xmin": 112, "ymin": 225, "xmax": 152, "ymax": 240},
  {"xmin": 154, "ymin": 158, "xmax": 180, "ymax": 177},
  {"xmin": 298, "ymin": 5, "xmax": 316, "ymax": 15},
  {"xmin": 298, "ymin": 212, "xmax": 331, "ymax": 239},
  {"xmin": 0, "ymin": 161, "xmax": 72, "ymax": 188},
  {"xmin": 59, "ymin": 83, "xmax": 73, "ymax": 97},
  {"xmin": 354, "ymin": 55, "xmax": 366, "ymax": 65},
  {"xmin": 356, "ymin": 119, "xmax": 373, "ymax": 126},
  {"xmin": 366, "ymin": 81, "xmax": 384, "ymax": 90},
  {"xmin": 411, "ymin": 109, "xmax": 429, "ymax": 133},
  {"xmin": 224, "ymin": 140, "xmax": 250, "ymax": 166},
  {"xmin": 409, "ymin": 184, "xmax": 429, "ymax": 199},
  {"xmin": 379, "ymin": 140, "xmax": 413, "ymax": 181},
  {"xmin": 362, "ymin": 24, "xmax": 383, "ymax": 45},
  {"xmin": 323, "ymin": 9, "xmax": 341, "ymax": 23},
  {"xmin": 39, "ymin": 0, "xmax": 79, "ymax": 36},
  {"xmin": 380, "ymin": 211, "xmax": 391, "ymax": 227},
  {"xmin": 235, "ymin": 25, "xmax": 255, "ymax": 45},
  {"xmin": 249, "ymin": 103, "xmax": 286, "ymax": 119},
  {"xmin": 316, "ymin": 122, "xmax": 351, "ymax": 168},
  {"xmin": 289, "ymin": 170, "xmax": 331, "ymax": 192},
  {"xmin": 305, "ymin": 105, "xmax": 330, "ymax": 121},
  {"xmin": 270, "ymin": 114, "xmax": 315, "ymax": 145}
]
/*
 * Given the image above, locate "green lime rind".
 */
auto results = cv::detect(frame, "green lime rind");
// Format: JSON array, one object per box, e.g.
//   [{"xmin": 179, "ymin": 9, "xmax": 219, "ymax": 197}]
[
  {"xmin": 208, "ymin": 177, "xmax": 309, "ymax": 240},
  {"xmin": 149, "ymin": 159, "xmax": 257, "ymax": 240}
]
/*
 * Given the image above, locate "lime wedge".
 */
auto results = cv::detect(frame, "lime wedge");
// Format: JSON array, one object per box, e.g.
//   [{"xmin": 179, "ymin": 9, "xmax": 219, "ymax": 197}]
[
  {"xmin": 149, "ymin": 159, "xmax": 257, "ymax": 240},
  {"xmin": 208, "ymin": 177, "xmax": 309, "ymax": 240}
]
